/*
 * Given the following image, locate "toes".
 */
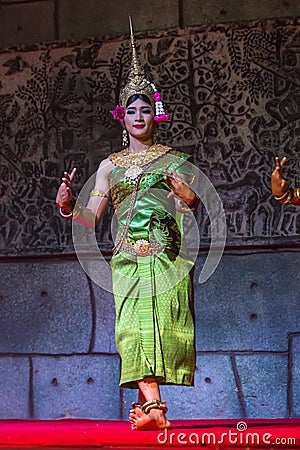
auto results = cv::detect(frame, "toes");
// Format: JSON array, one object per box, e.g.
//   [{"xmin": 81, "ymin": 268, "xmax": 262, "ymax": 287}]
[
  {"xmin": 129, "ymin": 417, "xmax": 137, "ymax": 430},
  {"xmin": 129, "ymin": 410, "xmax": 137, "ymax": 420},
  {"xmin": 129, "ymin": 409, "xmax": 138, "ymax": 426}
]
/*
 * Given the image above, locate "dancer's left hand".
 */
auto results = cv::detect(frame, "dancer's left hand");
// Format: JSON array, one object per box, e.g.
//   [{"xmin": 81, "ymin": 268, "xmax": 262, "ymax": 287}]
[{"xmin": 164, "ymin": 169, "xmax": 196, "ymax": 206}]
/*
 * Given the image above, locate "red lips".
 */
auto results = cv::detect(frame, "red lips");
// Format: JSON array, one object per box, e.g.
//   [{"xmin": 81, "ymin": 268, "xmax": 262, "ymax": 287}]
[{"xmin": 133, "ymin": 124, "xmax": 145, "ymax": 129}]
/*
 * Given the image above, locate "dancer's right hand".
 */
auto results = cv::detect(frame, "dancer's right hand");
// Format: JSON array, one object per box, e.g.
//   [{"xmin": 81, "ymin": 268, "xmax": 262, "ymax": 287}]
[{"xmin": 56, "ymin": 168, "xmax": 77, "ymax": 210}]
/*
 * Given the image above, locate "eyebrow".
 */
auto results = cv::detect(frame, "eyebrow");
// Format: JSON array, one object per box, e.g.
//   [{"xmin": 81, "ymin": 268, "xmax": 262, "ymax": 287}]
[{"xmin": 126, "ymin": 106, "xmax": 152, "ymax": 110}]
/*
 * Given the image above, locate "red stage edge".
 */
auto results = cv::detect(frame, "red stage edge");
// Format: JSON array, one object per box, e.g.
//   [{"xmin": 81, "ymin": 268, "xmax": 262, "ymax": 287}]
[{"xmin": 0, "ymin": 419, "xmax": 300, "ymax": 449}]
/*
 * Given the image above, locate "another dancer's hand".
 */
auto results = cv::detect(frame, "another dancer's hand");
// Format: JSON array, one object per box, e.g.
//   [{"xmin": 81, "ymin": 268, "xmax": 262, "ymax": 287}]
[
  {"xmin": 271, "ymin": 157, "xmax": 289, "ymax": 197},
  {"xmin": 56, "ymin": 168, "xmax": 77, "ymax": 211},
  {"xmin": 164, "ymin": 169, "xmax": 196, "ymax": 206}
]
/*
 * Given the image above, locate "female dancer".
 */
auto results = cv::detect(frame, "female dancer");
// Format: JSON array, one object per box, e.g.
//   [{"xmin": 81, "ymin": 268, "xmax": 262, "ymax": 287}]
[{"xmin": 56, "ymin": 21, "xmax": 198, "ymax": 431}]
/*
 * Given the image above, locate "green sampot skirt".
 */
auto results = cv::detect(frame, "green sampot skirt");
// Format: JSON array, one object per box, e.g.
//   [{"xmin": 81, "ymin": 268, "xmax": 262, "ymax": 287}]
[{"xmin": 110, "ymin": 250, "xmax": 196, "ymax": 389}]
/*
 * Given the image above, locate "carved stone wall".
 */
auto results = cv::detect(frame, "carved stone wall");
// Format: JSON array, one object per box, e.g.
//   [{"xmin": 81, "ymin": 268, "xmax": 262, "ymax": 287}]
[
  {"xmin": 0, "ymin": 16, "xmax": 300, "ymax": 422},
  {"xmin": 1, "ymin": 17, "xmax": 299, "ymax": 256}
]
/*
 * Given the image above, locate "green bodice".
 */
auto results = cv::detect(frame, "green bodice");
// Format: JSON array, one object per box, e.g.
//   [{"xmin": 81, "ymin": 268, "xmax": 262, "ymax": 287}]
[{"xmin": 109, "ymin": 147, "xmax": 193, "ymax": 256}]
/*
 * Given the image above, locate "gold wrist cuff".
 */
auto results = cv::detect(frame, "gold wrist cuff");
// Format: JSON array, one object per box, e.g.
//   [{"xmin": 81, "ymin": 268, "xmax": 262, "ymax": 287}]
[
  {"xmin": 274, "ymin": 188, "xmax": 290, "ymax": 201},
  {"xmin": 177, "ymin": 197, "xmax": 199, "ymax": 213},
  {"xmin": 59, "ymin": 208, "xmax": 73, "ymax": 219},
  {"xmin": 72, "ymin": 204, "xmax": 84, "ymax": 219},
  {"xmin": 274, "ymin": 187, "xmax": 293, "ymax": 204},
  {"xmin": 293, "ymin": 187, "xmax": 300, "ymax": 199}
]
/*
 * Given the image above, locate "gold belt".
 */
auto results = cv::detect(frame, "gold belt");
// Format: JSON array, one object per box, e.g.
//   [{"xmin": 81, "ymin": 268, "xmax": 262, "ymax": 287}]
[{"xmin": 120, "ymin": 239, "xmax": 162, "ymax": 256}]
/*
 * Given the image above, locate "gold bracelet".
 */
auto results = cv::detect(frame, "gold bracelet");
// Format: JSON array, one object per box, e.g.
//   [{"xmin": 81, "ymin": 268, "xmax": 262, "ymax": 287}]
[
  {"xmin": 90, "ymin": 189, "xmax": 107, "ymax": 197},
  {"xmin": 274, "ymin": 188, "xmax": 290, "ymax": 201},
  {"xmin": 280, "ymin": 188, "xmax": 294, "ymax": 204},
  {"xmin": 274, "ymin": 187, "xmax": 293, "ymax": 204},
  {"xmin": 186, "ymin": 194, "xmax": 199, "ymax": 211},
  {"xmin": 281, "ymin": 190, "xmax": 294, "ymax": 204},
  {"xmin": 59, "ymin": 208, "xmax": 73, "ymax": 219},
  {"xmin": 177, "ymin": 197, "xmax": 199, "ymax": 213},
  {"xmin": 293, "ymin": 187, "xmax": 300, "ymax": 199}
]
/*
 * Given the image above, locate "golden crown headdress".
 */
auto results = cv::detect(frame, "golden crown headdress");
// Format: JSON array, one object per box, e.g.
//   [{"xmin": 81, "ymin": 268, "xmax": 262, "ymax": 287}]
[{"xmin": 110, "ymin": 16, "xmax": 170, "ymax": 123}]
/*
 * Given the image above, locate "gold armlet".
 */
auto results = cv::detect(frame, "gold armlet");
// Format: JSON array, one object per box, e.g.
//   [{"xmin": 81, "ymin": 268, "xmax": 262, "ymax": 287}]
[{"xmin": 90, "ymin": 189, "xmax": 108, "ymax": 198}]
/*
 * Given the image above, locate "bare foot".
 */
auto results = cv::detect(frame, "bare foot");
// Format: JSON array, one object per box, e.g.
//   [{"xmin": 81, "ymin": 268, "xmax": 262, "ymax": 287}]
[{"xmin": 129, "ymin": 405, "xmax": 171, "ymax": 431}]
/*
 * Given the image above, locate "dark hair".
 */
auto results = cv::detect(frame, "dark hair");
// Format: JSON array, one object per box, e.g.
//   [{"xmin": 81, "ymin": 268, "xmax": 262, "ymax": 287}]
[{"xmin": 126, "ymin": 94, "xmax": 152, "ymax": 108}]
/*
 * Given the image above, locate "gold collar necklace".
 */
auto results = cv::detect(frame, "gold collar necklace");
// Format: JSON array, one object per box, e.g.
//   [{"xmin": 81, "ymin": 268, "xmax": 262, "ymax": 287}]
[
  {"xmin": 124, "ymin": 145, "xmax": 151, "ymax": 179},
  {"xmin": 109, "ymin": 144, "xmax": 171, "ymax": 180}
]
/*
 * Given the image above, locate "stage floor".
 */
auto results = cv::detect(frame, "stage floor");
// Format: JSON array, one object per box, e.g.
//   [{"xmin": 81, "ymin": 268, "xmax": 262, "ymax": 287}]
[{"xmin": 0, "ymin": 419, "xmax": 300, "ymax": 449}]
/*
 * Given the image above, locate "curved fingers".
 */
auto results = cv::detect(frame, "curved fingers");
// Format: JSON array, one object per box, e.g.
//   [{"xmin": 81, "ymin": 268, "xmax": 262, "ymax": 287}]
[
  {"xmin": 62, "ymin": 167, "xmax": 77, "ymax": 186},
  {"xmin": 69, "ymin": 167, "xmax": 77, "ymax": 181}
]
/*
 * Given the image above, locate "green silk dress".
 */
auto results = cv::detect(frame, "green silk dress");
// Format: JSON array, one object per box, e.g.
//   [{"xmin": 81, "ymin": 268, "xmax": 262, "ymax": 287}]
[{"xmin": 109, "ymin": 145, "xmax": 196, "ymax": 388}]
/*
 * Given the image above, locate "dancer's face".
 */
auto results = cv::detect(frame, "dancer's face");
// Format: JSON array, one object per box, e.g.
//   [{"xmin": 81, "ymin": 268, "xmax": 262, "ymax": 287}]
[{"xmin": 124, "ymin": 98, "xmax": 154, "ymax": 141}]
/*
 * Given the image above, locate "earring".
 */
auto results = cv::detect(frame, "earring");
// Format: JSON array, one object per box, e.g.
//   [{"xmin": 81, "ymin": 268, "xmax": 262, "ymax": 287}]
[{"xmin": 122, "ymin": 129, "xmax": 128, "ymax": 147}]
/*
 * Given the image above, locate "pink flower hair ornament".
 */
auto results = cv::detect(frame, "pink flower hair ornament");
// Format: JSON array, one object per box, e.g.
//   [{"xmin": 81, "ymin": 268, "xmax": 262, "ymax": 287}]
[
  {"xmin": 110, "ymin": 91, "xmax": 171, "ymax": 123},
  {"xmin": 152, "ymin": 91, "xmax": 170, "ymax": 122},
  {"xmin": 110, "ymin": 105, "xmax": 125, "ymax": 121},
  {"xmin": 153, "ymin": 114, "xmax": 170, "ymax": 123}
]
